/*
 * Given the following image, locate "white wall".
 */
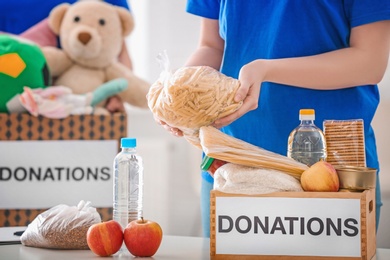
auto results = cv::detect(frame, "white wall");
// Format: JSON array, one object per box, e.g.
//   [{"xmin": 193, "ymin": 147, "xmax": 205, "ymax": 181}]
[
  {"xmin": 373, "ymin": 61, "xmax": 390, "ymax": 248},
  {"xmin": 126, "ymin": 0, "xmax": 203, "ymax": 237},
  {"xmin": 126, "ymin": 0, "xmax": 390, "ymax": 247}
]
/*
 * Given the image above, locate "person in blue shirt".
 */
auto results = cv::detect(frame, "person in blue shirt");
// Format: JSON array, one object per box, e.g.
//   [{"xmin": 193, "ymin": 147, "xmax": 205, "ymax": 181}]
[
  {"xmin": 0, "ymin": 0, "xmax": 129, "ymax": 35},
  {"xmin": 159, "ymin": 1, "xmax": 390, "ymax": 237}
]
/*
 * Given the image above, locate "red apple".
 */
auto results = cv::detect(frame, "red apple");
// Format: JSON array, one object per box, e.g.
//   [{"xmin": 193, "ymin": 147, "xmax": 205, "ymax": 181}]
[
  {"xmin": 124, "ymin": 217, "xmax": 163, "ymax": 257},
  {"xmin": 300, "ymin": 161, "xmax": 340, "ymax": 192},
  {"xmin": 86, "ymin": 220, "xmax": 123, "ymax": 257}
]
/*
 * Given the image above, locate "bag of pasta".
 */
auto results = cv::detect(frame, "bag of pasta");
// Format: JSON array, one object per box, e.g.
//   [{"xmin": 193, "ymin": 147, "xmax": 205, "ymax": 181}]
[
  {"xmin": 20, "ymin": 200, "xmax": 101, "ymax": 249},
  {"xmin": 147, "ymin": 52, "xmax": 242, "ymax": 149}
]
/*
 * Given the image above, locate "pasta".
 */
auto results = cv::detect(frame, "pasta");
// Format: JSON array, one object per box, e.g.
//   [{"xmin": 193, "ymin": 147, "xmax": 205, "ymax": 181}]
[
  {"xmin": 147, "ymin": 66, "xmax": 242, "ymax": 148},
  {"xmin": 199, "ymin": 126, "xmax": 309, "ymax": 179}
]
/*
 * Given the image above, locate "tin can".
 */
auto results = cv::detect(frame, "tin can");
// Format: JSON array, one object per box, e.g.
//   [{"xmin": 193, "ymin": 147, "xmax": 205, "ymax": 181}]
[
  {"xmin": 200, "ymin": 156, "xmax": 227, "ymax": 177},
  {"xmin": 335, "ymin": 166, "xmax": 376, "ymax": 191}
]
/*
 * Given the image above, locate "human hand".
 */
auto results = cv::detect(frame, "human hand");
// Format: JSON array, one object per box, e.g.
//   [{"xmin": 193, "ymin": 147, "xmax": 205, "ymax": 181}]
[
  {"xmin": 213, "ymin": 60, "xmax": 265, "ymax": 129},
  {"xmin": 154, "ymin": 115, "xmax": 183, "ymax": 137}
]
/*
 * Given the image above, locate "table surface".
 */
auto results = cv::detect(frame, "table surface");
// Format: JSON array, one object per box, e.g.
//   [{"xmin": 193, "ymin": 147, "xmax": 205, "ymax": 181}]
[
  {"xmin": 0, "ymin": 235, "xmax": 210, "ymax": 260},
  {"xmin": 0, "ymin": 227, "xmax": 389, "ymax": 260}
]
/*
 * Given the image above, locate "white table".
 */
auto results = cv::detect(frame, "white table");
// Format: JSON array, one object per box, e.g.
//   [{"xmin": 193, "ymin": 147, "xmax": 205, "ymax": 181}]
[
  {"xmin": 0, "ymin": 227, "xmax": 389, "ymax": 260},
  {"xmin": 0, "ymin": 235, "xmax": 209, "ymax": 260},
  {"xmin": 1, "ymin": 239, "xmax": 390, "ymax": 260}
]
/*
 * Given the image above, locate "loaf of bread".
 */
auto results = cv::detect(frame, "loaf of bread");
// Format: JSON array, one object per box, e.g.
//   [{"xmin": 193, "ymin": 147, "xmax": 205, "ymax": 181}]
[{"xmin": 147, "ymin": 66, "xmax": 242, "ymax": 149}]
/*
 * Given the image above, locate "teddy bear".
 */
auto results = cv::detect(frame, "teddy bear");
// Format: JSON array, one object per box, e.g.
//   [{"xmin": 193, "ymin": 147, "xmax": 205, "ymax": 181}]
[{"xmin": 41, "ymin": 0, "xmax": 150, "ymax": 110}]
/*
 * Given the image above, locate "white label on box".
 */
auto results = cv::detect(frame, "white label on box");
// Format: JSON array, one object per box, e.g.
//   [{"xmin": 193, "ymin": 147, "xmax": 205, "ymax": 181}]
[
  {"xmin": 0, "ymin": 140, "xmax": 117, "ymax": 208},
  {"xmin": 215, "ymin": 196, "xmax": 361, "ymax": 257}
]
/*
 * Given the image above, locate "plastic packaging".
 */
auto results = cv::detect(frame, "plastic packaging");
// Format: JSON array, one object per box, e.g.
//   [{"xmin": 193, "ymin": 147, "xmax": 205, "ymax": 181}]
[
  {"xmin": 213, "ymin": 163, "xmax": 303, "ymax": 195},
  {"xmin": 199, "ymin": 126, "xmax": 308, "ymax": 179},
  {"xmin": 323, "ymin": 119, "xmax": 366, "ymax": 167},
  {"xmin": 147, "ymin": 51, "xmax": 242, "ymax": 149},
  {"xmin": 287, "ymin": 109, "xmax": 327, "ymax": 166},
  {"xmin": 20, "ymin": 200, "xmax": 101, "ymax": 249},
  {"xmin": 113, "ymin": 138, "xmax": 143, "ymax": 231}
]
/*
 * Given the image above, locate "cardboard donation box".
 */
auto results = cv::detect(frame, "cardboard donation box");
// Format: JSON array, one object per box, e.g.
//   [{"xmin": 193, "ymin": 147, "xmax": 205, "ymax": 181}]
[
  {"xmin": 210, "ymin": 189, "xmax": 376, "ymax": 260},
  {"xmin": 0, "ymin": 113, "xmax": 127, "ymax": 226}
]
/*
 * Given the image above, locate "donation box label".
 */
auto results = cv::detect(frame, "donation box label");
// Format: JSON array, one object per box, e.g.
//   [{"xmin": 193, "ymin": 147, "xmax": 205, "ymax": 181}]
[
  {"xmin": 215, "ymin": 196, "xmax": 361, "ymax": 257},
  {"xmin": 0, "ymin": 140, "xmax": 117, "ymax": 208}
]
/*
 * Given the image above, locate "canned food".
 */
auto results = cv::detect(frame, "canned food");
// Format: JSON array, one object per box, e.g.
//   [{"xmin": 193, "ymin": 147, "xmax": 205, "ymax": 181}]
[
  {"xmin": 335, "ymin": 166, "xmax": 377, "ymax": 191},
  {"xmin": 200, "ymin": 156, "xmax": 227, "ymax": 177}
]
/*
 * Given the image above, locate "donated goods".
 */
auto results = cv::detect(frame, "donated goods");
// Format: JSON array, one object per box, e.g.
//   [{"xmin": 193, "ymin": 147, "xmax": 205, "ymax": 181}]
[
  {"xmin": 147, "ymin": 66, "xmax": 242, "ymax": 149},
  {"xmin": 147, "ymin": 65, "xmax": 308, "ymax": 178},
  {"xmin": 323, "ymin": 119, "xmax": 366, "ymax": 167},
  {"xmin": 199, "ymin": 126, "xmax": 308, "ymax": 179},
  {"xmin": 287, "ymin": 109, "xmax": 327, "ymax": 166},
  {"xmin": 200, "ymin": 156, "xmax": 227, "ymax": 177},
  {"xmin": 20, "ymin": 201, "xmax": 101, "ymax": 249},
  {"xmin": 213, "ymin": 163, "xmax": 303, "ymax": 194},
  {"xmin": 113, "ymin": 138, "xmax": 143, "ymax": 231}
]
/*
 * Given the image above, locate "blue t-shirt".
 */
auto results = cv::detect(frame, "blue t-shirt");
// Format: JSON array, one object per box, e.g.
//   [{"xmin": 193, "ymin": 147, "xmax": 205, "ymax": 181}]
[
  {"xmin": 0, "ymin": 0, "xmax": 130, "ymax": 34},
  {"xmin": 186, "ymin": 0, "xmax": 390, "ymax": 183}
]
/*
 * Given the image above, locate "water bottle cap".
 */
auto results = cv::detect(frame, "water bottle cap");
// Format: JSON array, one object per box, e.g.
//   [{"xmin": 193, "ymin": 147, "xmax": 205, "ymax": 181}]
[
  {"xmin": 299, "ymin": 109, "xmax": 315, "ymax": 120},
  {"xmin": 121, "ymin": 138, "xmax": 136, "ymax": 148}
]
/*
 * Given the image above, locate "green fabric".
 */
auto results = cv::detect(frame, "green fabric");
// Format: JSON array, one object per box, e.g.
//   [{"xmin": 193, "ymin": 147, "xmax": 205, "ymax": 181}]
[
  {"xmin": 0, "ymin": 35, "xmax": 50, "ymax": 112},
  {"xmin": 91, "ymin": 78, "xmax": 128, "ymax": 106}
]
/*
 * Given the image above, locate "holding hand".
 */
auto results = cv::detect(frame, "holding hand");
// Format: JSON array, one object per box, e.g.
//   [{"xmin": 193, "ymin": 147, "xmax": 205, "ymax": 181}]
[
  {"xmin": 154, "ymin": 115, "xmax": 183, "ymax": 137},
  {"xmin": 214, "ymin": 60, "xmax": 265, "ymax": 129}
]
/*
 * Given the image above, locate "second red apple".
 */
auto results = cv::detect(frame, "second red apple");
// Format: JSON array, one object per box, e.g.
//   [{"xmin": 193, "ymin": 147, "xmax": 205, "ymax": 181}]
[{"xmin": 124, "ymin": 218, "xmax": 163, "ymax": 257}]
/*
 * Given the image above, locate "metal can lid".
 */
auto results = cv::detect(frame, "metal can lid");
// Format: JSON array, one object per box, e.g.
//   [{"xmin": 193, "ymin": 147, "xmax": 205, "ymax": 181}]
[{"xmin": 200, "ymin": 156, "xmax": 215, "ymax": 171}]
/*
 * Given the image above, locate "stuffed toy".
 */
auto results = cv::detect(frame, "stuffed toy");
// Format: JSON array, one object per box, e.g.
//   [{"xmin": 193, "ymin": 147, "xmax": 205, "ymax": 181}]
[
  {"xmin": 0, "ymin": 34, "xmax": 50, "ymax": 113},
  {"xmin": 41, "ymin": 0, "xmax": 150, "ymax": 109},
  {"xmin": 6, "ymin": 78, "xmax": 128, "ymax": 119}
]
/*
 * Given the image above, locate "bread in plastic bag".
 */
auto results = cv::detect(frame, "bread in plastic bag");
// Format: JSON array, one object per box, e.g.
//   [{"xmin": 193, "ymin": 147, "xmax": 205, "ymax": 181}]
[
  {"xmin": 20, "ymin": 200, "xmax": 101, "ymax": 249},
  {"xmin": 214, "ymin": 163, "xmax": 303, "ymax": 194},
  {"xmin": 147, "ymin": 51, "xmax": 242, "ymax": 149},
  {"xmin": 199, "ymin": 126, "xmax": 308, "ymax": 179}
]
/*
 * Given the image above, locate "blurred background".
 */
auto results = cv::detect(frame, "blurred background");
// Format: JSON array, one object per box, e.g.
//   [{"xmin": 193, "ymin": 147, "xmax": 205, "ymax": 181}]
[{"xmin": 126, "ymin": 0, "xmax": 390, "ymax": 248}]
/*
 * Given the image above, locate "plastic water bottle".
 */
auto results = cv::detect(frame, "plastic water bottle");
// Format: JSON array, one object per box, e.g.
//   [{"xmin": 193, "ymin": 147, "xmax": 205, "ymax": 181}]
[
  {"xmin": 113, "ymin": 138, "xmax": 143, "ymax": 231},
  {"xmin": 287, "ymin": 109, "xmax": 327, "ymax": 166}
]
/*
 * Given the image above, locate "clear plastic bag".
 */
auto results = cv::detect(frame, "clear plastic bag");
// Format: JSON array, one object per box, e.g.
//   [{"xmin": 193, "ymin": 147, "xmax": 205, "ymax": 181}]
[
  {"xmin": 199, "ymin": 126, "xmax": 309, "ymax": 179},
  {"xmin": 214, "ymin": 163, "xmax": 303, "ymax": 195},
  {"xmin": 20, "ymin": 200, "xmax": 101, "ymax": 249},
  {"xmin": 323, "ymin": 119, "xmax": 366, "ymax": 167},
  {"xmin": 147, "ymin": 51, "xmax": 242, "ymax": 149}
]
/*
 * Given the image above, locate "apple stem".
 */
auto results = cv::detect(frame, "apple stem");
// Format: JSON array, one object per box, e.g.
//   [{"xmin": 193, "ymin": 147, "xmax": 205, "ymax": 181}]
[{"xmin": 141, "ymin": 217, "xmax": 144, "ymax": 223}]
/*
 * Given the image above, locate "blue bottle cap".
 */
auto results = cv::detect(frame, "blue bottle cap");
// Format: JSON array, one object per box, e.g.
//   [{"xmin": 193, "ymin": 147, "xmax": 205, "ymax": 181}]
[{"xmin": 121, "ymin": 138, "xmax": 136, "ymax": 148}]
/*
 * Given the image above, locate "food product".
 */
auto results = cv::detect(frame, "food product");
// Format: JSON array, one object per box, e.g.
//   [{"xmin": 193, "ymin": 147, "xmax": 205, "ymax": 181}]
[
  {"xmin": 214, "ymin": 163, "xmax": 303, "ymax": 194},
  {"xmin": 300, "ymin": 161, "xmax": 340, "ymax": 192},
  {"xmin": 199, "ymin": 126, "xmax": 309, "ymax": 179},
  {"xmin": 124, "ymin": 218, "xmax": 163, "ymax": 257},
  {"xmin": 200, "ymin": 156, "xmax": 227, "ymax": 177},
  {"xmin": 20, "ymin": 201, "xmax": 101, "ymax": 249},
  {"xmin": 86, "ymin": 220, "xmax": 124, "ymax": 257},
  {"xmin": 323, "ymin": 119, "xmax": 366, "ymax": 167},
  {"xmin": 147, "ymin": 66, "xmax": 242, "ymax": 149}
]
